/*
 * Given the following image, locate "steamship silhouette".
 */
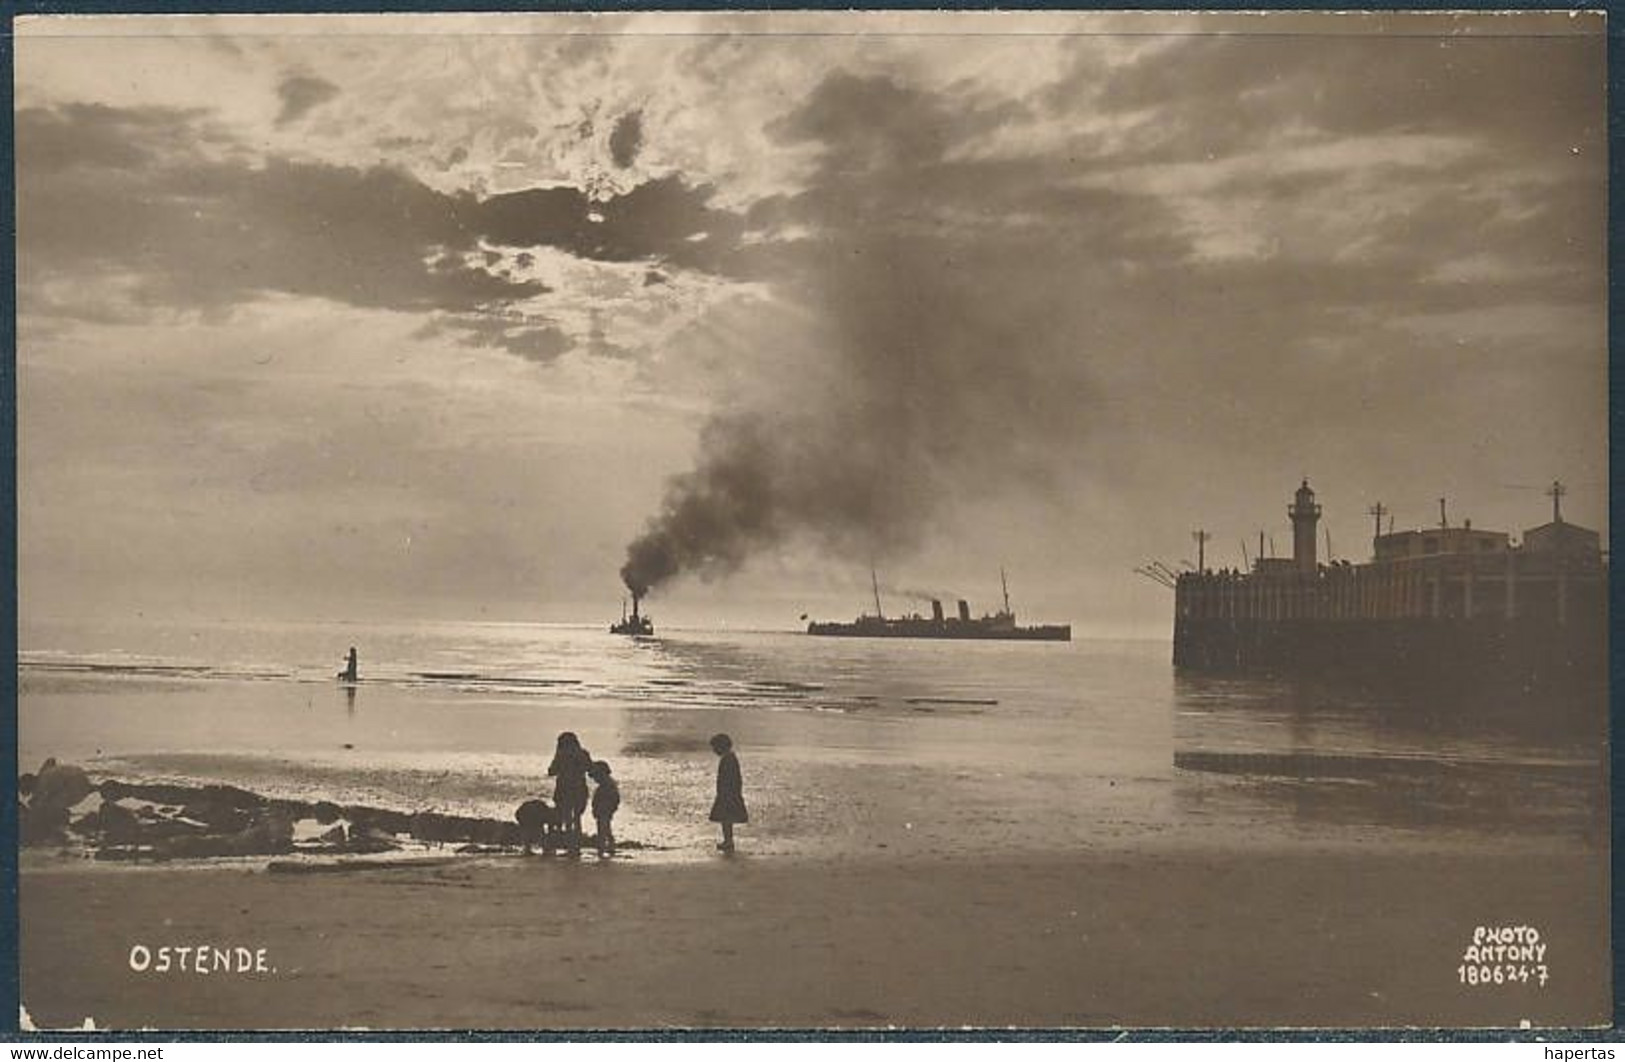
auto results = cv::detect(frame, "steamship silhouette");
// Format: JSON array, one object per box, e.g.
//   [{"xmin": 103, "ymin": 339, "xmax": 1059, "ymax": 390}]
[
  {"xmin": 610, "ymin": 594, "xmax": 654, "ymax": 636},
  {"xmin": 1166, "ymin": 479, "xmax": 1605, "ymax": 694},
  {"xmin": 807, "ymin": 569, "xmax": 1071, "ymax": 641}
]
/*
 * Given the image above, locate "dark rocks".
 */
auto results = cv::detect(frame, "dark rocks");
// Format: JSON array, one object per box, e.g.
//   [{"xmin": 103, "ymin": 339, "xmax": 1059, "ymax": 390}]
[
  {"xmin": 406, "ymin": 815, "xmax": 487, "ymax": 850},
  {"xmin": 197, "ymin": 783, "xmax": 264, "ymax": 810},
  {"xmin": 50, "ymin": 773, "xmax": 621, "ymax": 863},
  {"xmin": 84, "ymin": 801, "xmax": 142, "ymax": 844},
  {"xmin": 340, "ymin": 832, "xmax": 399, "ymax": 855},
  {"xmin": 21, "ymin": 805, "xmax": 70, "ymax": 847},
  {"xmin": 132, "ymin": 816, "xmax": 208, "ymax": 841},
  {"xmin": 21, "ymin": 759, "xmax": 94, "ymax": 847},
  {"xmin": 154, "ymin": 811, "xmax": 294, "ymax": 859},
  {"xmin": 472, "ymin": 819, "xmax": 519, "ymax": 847},
  {"xmin": 180, "ymin": 800, "xmax": 253, "ymax": 833},
  {"xmin": 33, "ymin": 760, "xmax": 93, "ymax": 811},
  {"xmin": 347, "ymin": 806, "xmax": 412, "ymax": 836},
  {"xmin": 102, "ymin": 781, "xmax": 203, "ymax": 807},
  {"xmin": 410, "ymin": 811, "xmax": 450, "ymax": 844}
]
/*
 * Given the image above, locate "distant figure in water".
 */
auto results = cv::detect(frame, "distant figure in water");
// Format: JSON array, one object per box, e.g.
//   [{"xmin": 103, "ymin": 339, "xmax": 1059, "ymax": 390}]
[
  {"xmin": 548, "ymin": 731, "xmax": 593, "ymax": 857},
  {"xmin": 708, "ymin": 733, "xmax": 747, "ymax": 852},
  {"xmin": 338, "ymin": 647, "xmax": 358, "ymax": 683},
  {"xmin": 589, "ymin": 760, "xmax": 620, "ymax": 858}
]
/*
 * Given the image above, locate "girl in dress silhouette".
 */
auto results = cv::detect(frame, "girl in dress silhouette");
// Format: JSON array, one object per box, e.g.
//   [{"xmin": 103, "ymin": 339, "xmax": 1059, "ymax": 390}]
[
  {"xmin": 548, "ymin": 731, "xmax": 592, "ymax": 856},
  {"xmin": 708, "ymin": 733, "xmax": 747, "ymax": 852}
]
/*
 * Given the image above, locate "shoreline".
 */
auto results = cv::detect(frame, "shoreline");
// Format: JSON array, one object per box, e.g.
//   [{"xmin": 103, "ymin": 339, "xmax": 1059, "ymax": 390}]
[
  {"xmin": 19, "ymin": 844, "xmax": 1610, "ymax": 1031},
  {"xmin": 20, "ymin": 630, "xmax": 1609, "ymax": 1030}
]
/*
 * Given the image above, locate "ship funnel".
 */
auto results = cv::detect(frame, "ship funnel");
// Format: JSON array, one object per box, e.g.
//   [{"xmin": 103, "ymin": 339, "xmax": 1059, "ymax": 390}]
[
  {"xmin": 931, "ymin": 599, "xmax": 945, "ymax": 624},
  {"xmin": 957, "ymin": 599, "xmax": 971, "ymax": 623}
]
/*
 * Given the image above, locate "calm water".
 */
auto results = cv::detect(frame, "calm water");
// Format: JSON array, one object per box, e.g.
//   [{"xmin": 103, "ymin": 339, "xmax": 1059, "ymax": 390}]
[{"xmin": 17, "ymin": 618, "xmax": 1607, "ymax": 860}]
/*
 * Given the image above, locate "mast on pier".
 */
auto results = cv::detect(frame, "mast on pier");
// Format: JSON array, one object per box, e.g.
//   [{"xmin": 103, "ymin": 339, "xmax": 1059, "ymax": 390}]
[{"xmin": 1367, "ymin": 502, "xmax": 1388, "ymax": 546}]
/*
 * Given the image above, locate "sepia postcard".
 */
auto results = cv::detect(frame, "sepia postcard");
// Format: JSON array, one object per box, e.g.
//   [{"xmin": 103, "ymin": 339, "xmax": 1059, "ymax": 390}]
[{"xmin": 11, "ymin": 10, "xmax": 1610, "ymax": 1032}]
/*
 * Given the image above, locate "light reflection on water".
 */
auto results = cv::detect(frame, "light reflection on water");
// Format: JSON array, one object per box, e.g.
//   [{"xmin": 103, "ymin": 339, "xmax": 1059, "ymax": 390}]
[
  {"xmin": 1170, "ymin": 670, "xmax": 1606, "ymax": 845},
  {"xmin": 17, "ymin": 618, "xmax": 1605, "ymax": 859}
]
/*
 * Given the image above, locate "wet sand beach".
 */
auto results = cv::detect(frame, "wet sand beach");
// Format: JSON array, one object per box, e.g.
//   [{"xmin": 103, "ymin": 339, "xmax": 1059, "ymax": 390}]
[
  {"xmin": 20, "ymin": 845, "xmax": 1608, "ymax": 1030},
  {"xmin": 17, "ymin": 626, "xmax": 1610, "ymax": 1030}
]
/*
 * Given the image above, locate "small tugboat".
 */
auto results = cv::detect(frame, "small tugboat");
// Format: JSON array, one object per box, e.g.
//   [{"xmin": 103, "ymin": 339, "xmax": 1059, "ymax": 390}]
[{"xmin": 610, "ymin": 594, "xmax": 654, "ymax": 636}]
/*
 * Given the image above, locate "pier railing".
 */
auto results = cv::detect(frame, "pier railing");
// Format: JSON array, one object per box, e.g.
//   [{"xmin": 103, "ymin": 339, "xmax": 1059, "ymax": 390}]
[
  {"xmin": 1169, "ymin": 553, "xmax": 1606, "ymax": 683},
  {"xmin": 1173, "ymin": 552, "xmax": 1600, "ymax": 626}
]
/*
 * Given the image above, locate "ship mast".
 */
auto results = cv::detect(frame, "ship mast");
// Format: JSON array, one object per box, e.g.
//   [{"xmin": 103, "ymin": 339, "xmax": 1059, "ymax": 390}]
[
  {"xmin": 871, "ymin": 568, "xmax": 884, "ymax": 620},
  {"xmin": 1000, "ymin": 567, "xmax": 1011, "ymax": 615}
]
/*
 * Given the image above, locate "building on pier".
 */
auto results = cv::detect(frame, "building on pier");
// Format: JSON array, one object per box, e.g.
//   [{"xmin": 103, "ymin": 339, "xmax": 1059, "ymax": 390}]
[{"xmin": 1171, "ymin": 480, "xmax": 1605, "ymax": 692}]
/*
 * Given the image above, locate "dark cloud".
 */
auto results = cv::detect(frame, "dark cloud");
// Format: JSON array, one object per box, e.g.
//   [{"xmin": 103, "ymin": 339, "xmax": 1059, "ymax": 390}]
[
  {"xmin": 1094, "ymin": 33, "xmax": 1604, "ymax": 167},
  {"xmin": 622, "ymin": 38, "xmax": 1604, "ymax": 598},
  {"xmin": 468, "ymin": 174, "xmax": 747, "ymax": 274},
  {"xmin": 16, "ymin": 102, "xmax": 227, "ymax": 173},
  {"xmin": 275, "ymin": 73, "xmax": 341, "ymax": 127},
  {"xmin": 17, "ymin": 103, "xmax": 755, "ymax": 360},
  {"xmin": 19, "ymin": 105, "xmax": 543, "ymax": 323},
  {"xmin": 623, "ymin": 72, "xmax": 1141, "ymax": 596},
  {"xmin": 769, "ymin": 71, "xmax": 1026, "ymax": 174},
  {"xmin": 609, "ymin": 109, "xmax": 644, "ymax": 169},
  {"xmin": 416, "ymin": 312, "xmax": 573, "ymax": 365}
]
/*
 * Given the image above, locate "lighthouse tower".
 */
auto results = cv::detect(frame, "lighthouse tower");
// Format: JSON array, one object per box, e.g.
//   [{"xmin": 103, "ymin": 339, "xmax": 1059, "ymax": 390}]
[{"xmin": 1289, "ymin": 479, "xmax": 1321, "ymax": 572}]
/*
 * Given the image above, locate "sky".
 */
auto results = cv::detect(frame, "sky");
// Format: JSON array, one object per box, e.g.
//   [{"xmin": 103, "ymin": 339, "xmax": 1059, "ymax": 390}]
[{"xmin": 15, "ymin": 12, "xmax": 1608, "ymax": 637}]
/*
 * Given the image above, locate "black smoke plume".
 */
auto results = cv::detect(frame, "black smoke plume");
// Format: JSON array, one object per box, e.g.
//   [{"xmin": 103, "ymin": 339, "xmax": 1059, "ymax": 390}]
[
  {"xmin": 620, "ymin": 73, "xmax": 1112, "ymax": 600},
  {"xmin": 619, "ymin": 236, "xmax": 1097, "ymax": 599}
]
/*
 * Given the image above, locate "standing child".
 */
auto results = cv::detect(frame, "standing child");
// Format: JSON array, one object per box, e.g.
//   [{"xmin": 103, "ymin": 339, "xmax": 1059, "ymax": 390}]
[
  {"xmin": 708, "ymin": 733, "xmax": 747, "ymax": 852},
  {"xmin": 588, "ymin": 761, "xmax": 620, "ymax": 858}
]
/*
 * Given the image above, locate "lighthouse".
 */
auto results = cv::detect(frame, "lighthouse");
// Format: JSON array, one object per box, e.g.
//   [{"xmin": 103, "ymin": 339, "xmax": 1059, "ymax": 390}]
[{"xmin": 1289, "ymin": 479, "xmax": 1321, "ymax": 572}]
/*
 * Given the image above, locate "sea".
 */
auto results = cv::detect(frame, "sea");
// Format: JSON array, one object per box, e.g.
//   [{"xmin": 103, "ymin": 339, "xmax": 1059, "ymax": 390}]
[{"xmin": 17, "ymin": 618, "xmax": 1607, "ymax": 862}]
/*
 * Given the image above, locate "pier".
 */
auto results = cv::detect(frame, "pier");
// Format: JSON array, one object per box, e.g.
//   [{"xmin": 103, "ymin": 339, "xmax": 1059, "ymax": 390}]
[{"xmin": 1170, "ymin": 481, "xmax": 1605, "ymax": 690}]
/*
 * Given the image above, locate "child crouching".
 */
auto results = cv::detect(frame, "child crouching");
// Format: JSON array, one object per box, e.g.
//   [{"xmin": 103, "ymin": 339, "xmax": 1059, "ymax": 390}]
[{"xmin": 514, "ymin": 796, "xmax": 558, "ymax": 855}]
